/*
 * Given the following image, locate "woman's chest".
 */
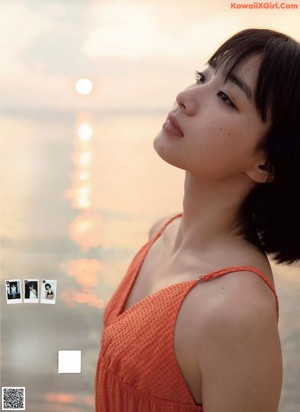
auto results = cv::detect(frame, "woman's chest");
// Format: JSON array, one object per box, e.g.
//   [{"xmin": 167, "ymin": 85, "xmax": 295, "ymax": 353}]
[{"xmin": 121, "ymin": 243, "xmax": 205, "ymax": 405}]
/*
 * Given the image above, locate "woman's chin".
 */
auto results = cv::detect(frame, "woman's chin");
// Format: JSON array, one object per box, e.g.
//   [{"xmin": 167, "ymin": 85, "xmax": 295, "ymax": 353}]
[
  {"xmin": 153, "ymin": 133, "xmax": 170, "ymax": 161},
  {"xmin": 153, "ymin": 134, "xmax": 185, "ymax": 170}
]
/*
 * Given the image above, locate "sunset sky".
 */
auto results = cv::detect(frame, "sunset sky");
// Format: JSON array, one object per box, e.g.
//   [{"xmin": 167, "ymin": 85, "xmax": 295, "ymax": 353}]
[{"xmin": 1, "ymin": 0, "xmax": 299, "ymax": 113}]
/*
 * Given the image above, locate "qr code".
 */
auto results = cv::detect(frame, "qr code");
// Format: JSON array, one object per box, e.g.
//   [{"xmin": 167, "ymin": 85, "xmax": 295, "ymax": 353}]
[{"xmin": 2, "ymin": 387, "xmax": 25, "ymax": 410}]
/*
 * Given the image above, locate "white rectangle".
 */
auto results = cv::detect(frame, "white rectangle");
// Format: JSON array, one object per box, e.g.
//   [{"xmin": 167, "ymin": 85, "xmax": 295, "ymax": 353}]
[{"xmin": 58, "ymin": 350, "xmax": 81, "ymax": 373}]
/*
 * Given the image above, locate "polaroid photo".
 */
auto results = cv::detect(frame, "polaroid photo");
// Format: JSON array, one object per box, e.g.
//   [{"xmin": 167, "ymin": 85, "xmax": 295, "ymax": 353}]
[
  {"xmin": 23, "ymin": 279, "xmax": 39, "ymax": 303},
  {"xmin": 5, "ymin": 280, "xmax": 22, "ymax": 304},
  {"xmin": 41, "ymin": 280, "xmax": 57, "ymax": 304}
]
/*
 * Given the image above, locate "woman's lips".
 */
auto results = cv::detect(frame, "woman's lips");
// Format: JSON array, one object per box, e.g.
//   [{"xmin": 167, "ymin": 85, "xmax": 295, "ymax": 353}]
[{"xmin": 162, "ymin": 113, "xmax": 184, "ymax": 137}]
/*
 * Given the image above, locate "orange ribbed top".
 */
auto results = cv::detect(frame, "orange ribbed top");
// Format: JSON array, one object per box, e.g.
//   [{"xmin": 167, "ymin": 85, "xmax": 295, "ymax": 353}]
[{"xmin": 95, "ymin": 214, "xmax": 279, "ymax": 411}]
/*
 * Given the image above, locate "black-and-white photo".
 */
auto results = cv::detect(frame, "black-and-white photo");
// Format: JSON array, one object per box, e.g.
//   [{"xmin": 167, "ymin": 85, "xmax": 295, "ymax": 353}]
[
  {"xmin": 24, "ymin": 279, "xmax": 39, "ymax": 303},
  {"xmin": 41, "ymin": 280, "xmax": 57, "ymax": 304},
  {"xmin": 5, "ymin": 280, "xmax": 22, "ymax": 304}
]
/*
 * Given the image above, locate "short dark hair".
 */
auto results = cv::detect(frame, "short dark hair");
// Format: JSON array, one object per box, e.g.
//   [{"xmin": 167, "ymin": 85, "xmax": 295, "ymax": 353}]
[{"xmin": 207, "ymin": 28, "xmax": 300, "ymax": 264}]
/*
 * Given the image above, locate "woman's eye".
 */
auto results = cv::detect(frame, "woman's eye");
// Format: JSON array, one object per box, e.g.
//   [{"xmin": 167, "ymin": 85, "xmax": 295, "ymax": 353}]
[
  {"xmin": 194, "ymin": 70, "xmax": 205, "ymax": 84},
  {"xmin": 217, "ymin": 91, "xmax": 235, "ymax": 109},
  {"xmin": 194, "ymin": 71, "xmax": 236, "ymax": 110}
]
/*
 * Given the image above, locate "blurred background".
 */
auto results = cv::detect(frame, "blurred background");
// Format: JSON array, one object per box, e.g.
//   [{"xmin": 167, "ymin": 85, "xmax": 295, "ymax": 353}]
[{"xmin": 0, "ymin": 1, "xmax": 299, "ymax": 411}]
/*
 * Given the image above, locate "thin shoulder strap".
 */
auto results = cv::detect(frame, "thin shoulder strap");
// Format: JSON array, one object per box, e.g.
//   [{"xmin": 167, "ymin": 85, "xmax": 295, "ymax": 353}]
[
  {"xmin": 153, "ymin": 213, "xmax": 182, "ymax": 240},
  {"xmin": 198, "ymin": 265, "xmax": 279, "ymax": 322}
]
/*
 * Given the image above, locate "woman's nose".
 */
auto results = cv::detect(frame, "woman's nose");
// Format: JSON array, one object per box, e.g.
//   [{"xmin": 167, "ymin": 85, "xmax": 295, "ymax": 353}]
[{"xmin": 175, "ymin": 86, "xmax": 198, "ymax": 116}]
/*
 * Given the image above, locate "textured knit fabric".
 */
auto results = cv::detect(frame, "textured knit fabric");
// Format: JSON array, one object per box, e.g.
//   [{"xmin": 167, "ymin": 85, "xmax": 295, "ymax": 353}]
[{"xmin": 95, "ymin": 214, "xmax": 279, "ymax": 412}]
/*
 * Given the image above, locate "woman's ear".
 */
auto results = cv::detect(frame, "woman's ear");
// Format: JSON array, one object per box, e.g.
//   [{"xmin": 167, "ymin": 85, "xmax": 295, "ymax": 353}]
[{"xmin": 246, "ymin": 161, "xmax": 274, "ymax": 183}]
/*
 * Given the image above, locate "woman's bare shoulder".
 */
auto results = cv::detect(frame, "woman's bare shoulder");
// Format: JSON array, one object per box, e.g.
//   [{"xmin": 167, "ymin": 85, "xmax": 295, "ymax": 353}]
[
  {"xmin": 189, "ymin": 242, "xmax": 279, "ymax": 345},
  {"xmin": 207, "ymin": 235, "xmax": 275, "ymax": 284},
  {"xmin": 148, "ymin": 213, "xmax": 181, "ymax": 239},
  {"xmin": 195, "ymin": 288, "xmax": 282, "ymax": 411},
  {"xmin": 207, "ymin": 243, "xmax": 277, "ymax": 314},
  {"xmin": 188, "ymin": 250, "xmax": 281, "ymax": 410}
]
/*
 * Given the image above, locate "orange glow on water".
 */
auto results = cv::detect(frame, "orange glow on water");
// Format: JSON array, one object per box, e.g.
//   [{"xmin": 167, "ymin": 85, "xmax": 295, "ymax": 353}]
[
  {"xmin": 85, "ymin": 395, "xmax": 94, "ymax": 405},
  {"xmin": 60, "ymin": 290, "xmax": 105, "ymax": 309},
  {"xmin": 74, "ymin": 292, "xmax": 104, "ymax": 306},
  {"xmin": 68, "ymin": 211, "xmax": 102, "ymax": 252},
  {"xmin": 46, "ymin": 393, "xmax": 75, "ymax": 404},
  {"xmin": 61, "ymin": 258, "xmax": 101, "ymax": 292}
]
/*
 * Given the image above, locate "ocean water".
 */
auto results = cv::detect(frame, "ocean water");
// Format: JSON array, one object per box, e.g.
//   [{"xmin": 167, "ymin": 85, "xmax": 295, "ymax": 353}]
[{"xmin": 1, "ymin": 111, "xmax": 299, "ymax": 411}]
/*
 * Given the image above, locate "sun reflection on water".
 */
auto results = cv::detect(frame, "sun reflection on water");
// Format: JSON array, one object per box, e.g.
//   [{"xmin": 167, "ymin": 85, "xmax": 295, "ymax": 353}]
[{"xmin": 61, "ymin": 111, "xmax": 105, "ymax": 310}]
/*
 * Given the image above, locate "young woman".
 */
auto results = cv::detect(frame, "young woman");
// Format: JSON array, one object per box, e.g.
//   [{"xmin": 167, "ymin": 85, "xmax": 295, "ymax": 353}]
[
  {"xmin": 45, "ymin": 283, "xmax": 54, "ymax": 299},
  {"xmin": 29, "ymin": 284, "xmax": 37, "ymax": 299},
  {"xmin": 95, "ymin": 28, "xmax": 300, "ymax": 411}
]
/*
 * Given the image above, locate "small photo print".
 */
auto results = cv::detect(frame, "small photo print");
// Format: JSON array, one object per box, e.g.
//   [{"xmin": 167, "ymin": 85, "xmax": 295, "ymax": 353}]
[
  {"xmin": 24, "ymin": 279, "xmax": 39, "ymax": 303},
  {"xmin": 5, "ymin": 280, "xmax": 22, "ymax": 304},
  {"xmin": 41, "ymin": 280, "xmax": 57, "ymax": 304},
  {"xmin": 2, "ymin": 387, "xmax": 25, "ymax": 410}
]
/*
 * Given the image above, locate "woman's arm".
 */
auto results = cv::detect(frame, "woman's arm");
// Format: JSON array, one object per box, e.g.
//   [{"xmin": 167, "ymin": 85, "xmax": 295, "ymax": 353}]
[{"xmin": 197, "ymin": 275, "xmax": 282, "ymax": 412}]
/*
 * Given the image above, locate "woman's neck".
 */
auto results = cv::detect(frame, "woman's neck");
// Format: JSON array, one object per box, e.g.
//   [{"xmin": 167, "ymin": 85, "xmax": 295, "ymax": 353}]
[{"xmin": 173, "ymin": 172, "xmax": 255, "ymax": 253}]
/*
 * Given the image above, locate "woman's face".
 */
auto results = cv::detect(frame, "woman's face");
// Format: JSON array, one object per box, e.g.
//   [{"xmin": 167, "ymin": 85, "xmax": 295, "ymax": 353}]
[{"xmin": 153, "ymin": 54, "xmax": 269, "ymax": 183}]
